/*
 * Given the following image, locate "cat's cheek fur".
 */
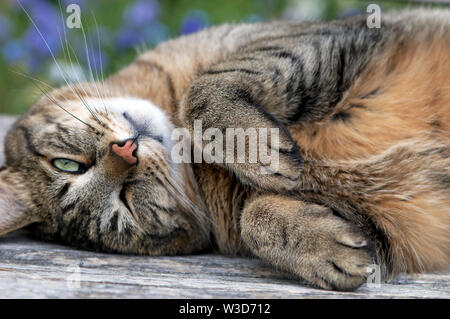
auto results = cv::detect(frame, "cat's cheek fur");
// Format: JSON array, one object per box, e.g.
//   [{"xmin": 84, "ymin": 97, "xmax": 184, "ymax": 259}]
[{"xmin": 0, "ymin": 168, "xmax": 41, "ymax": 236}]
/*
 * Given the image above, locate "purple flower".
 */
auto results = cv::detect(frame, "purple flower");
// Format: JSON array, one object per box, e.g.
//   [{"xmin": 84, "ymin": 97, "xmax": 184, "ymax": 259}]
[
  {"xmin": 62, "ymin": 0, "xmax": 85, "ymax": 8},
  {"xmin": 29, "ymin": 1, "xmax": 62, "ymax": 30},
  {"xmin": 26, "ymin": 53, "xmax": 44, "ymax": 74},
  {"xmin": 2, "ymin": 40, "xmax": 25, "ymax": 63},
  {"xmin": 15, "ymin": 0, "xmax": 61, "ymax": 28},
  {"xmin": 85, "ymin": 47, "xmax": 109, "ymax": 72},
  {"xmin": 24, "ymin": 26, "xmax": 62, "ymax": 57},
  {"xmin": 115, "ymin": 27, "xmax": 144, "ymax": 50},
  {"xmin": 12, "ymin": 0, "xmax": 41, "ymax": 11},
  {"xmin": 180, "ymin": 10, "xmax": 210, "ymax": 35},
  {"xmin": 124, "ymin": 0, "xmax": 160, "ymax": 27},
  {"xmin": 21, "ymin": 1, "xmax": 64, "ymax": 57}
]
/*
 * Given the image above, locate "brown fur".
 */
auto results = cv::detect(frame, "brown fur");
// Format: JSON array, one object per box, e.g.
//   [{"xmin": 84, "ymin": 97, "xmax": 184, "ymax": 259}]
[
  {"xmin": 291, "ymin": 35, "xmax": 450, "ymax": 274},
  {"xmin": 0, "ymin": 9, "xmax": 449, "ymax": 291}
]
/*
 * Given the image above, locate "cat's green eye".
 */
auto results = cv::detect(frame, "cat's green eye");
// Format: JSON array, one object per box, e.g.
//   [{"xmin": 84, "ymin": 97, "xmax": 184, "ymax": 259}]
[{"xmin": 52, "ymin": 159, "xmax": 85, "ymax": 174}]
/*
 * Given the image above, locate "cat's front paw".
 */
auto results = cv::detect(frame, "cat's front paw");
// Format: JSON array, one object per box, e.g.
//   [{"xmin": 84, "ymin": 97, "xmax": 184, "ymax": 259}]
[
  {"xmin": 302, "ymin": 210, "xmax": 376, "ymax": 290},
  {"xmin": 180, "ymin": 75, "xmax": 303, "ymax": 192},
  {"xmin": 228, "ymin": 138, "xmax": 303, "ymax": 192},
  {"xmin": 241, "ymin": 198, "xmax": 376, "ymax": 291}
]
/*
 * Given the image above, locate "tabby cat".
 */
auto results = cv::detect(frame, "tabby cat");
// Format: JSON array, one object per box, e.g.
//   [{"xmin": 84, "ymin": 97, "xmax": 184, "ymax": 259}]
[{"xmin": 0, "ymin": 9, "xmax": 449, "ymax": 291}]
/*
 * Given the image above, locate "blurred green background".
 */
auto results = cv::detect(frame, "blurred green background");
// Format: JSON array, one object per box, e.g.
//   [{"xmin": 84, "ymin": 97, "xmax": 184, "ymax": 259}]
[{"xmin": 0, "ymin": 0, "xmax": 447, "ymax": 114}]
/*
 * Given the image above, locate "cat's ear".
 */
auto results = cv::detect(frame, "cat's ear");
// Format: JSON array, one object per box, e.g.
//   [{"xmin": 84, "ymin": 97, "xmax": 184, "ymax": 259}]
[{"xmin": 0, "ymin": 167, "xmax": 40, "ymax": 236}]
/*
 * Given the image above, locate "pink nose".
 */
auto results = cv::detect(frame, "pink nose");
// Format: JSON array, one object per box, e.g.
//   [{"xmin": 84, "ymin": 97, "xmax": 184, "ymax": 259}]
[{"xmin": 111, "ymin": 139, "xmax": 138, "ymax": 165}]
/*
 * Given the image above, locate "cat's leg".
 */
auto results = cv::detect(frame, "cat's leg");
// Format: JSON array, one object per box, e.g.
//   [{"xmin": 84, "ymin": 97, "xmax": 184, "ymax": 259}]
[
  {"xmin": 179, "ymin": 69, "xmax": 303, "ymax": 192},
  {"xmin": 241, "ymin": 194, "xmax": 376, "ymax": 291},
  {"xmin": 178, "ymin": 32, "xmax": 377, "ymax": 192}
]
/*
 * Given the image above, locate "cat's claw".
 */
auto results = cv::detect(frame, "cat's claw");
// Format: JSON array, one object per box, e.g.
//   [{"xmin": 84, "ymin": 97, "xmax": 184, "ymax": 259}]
[
  {"xmin": 300, "ymin": 208, "xmax": 376, "ymax": 291},
  {"xmin": 241, "ymin": 199, "xmax": 376, "ymax": 291}
]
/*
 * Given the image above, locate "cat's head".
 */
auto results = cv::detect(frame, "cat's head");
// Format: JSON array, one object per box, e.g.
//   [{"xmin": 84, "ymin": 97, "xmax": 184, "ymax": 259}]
[{"xmin": 0, "ymin": 83, "xmax": 209, "ymax": 254}]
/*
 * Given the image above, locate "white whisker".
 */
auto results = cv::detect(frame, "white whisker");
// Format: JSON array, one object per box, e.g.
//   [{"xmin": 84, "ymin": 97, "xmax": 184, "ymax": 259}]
[
  {"xmin": 57, "ymin": 3, "xmax": 104, "ymax": 124},
  {"xmin": 91, "ymin": 10, "xmax": 109, "ymax": 116},
  {"xmin": 79, "ymin": 13, "xmax": 105, "ymax": 115},
  {"xmin": 13, "ymin": 70, "xmax": 91, "ymax": 127},
  {"xmin": 17, "ymin": 0, "xmax": 103, "ymax": 124},
  {"xmin": 165, "ymin": 172, "xmax": 211, "ymax": 238}
]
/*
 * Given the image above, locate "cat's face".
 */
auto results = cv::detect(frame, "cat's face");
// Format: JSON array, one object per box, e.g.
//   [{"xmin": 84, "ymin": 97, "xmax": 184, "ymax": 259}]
[{"xmin": 0, "ymin": 84, "xmax": 209, "ymax": 254}]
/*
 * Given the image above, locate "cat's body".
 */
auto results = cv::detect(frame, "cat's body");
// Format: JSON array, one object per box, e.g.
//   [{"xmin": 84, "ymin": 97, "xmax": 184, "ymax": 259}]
[{"xmin": 0, "ymin": 9, "xmax": 449, "ymax": 291}]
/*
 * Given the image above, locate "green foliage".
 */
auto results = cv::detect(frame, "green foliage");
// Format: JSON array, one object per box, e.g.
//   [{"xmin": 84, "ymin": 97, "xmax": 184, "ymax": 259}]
[{"xmin": 0, "ymin": 0, "xmax": 442, "ymax": 114}]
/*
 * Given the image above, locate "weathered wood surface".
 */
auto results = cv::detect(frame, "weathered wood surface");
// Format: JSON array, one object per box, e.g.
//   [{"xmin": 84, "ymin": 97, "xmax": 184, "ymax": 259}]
[
  {"xmin": 1, "ymin": 231, "xmax": 449, "ymax": 299},
  {"xmin": 0, "ymin": 115, "xmax": 449, "ymax": 298}
]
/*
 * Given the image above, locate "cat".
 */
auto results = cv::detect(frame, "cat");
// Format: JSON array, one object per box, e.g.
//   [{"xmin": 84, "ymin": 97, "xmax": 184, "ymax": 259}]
[{"xmin": 0, "ymin": 8, "xmax": 449, "ymax": 291}]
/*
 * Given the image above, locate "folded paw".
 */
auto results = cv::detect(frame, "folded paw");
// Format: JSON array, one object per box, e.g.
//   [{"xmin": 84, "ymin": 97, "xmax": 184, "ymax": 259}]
[{"xmin": 180, "ymin": 74, "xmax": 303, "ymax": 192}]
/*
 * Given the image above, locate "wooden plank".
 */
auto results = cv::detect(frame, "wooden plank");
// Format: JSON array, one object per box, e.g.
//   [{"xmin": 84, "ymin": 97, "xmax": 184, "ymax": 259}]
[
  {"xmin": 1, "ymin": 231, "xmax": 449, "ymax": 298},
  {"xmin": 0, "ymin": 115, "xmax": 448, "ymax": 298}
]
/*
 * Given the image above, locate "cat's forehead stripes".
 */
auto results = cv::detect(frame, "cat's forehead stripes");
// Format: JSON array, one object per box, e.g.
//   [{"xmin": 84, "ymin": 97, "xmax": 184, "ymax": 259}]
[
  {"xmin": 18, "ymin": 96, "xmax": 173, "ymax": 162},
  {"xmin": 22, "ymin": 114, "xmax": 99, "ymax": 161},
  {"xmin": 53, "ymin": 97, "xmax": 174, "ymax": 148}
]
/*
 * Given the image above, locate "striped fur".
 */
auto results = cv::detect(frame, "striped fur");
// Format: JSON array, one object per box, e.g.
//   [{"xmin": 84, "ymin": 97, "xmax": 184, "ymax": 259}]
[{"xmin": 0, "ymin": 9, "xmax": 449, "ymax": 291}]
